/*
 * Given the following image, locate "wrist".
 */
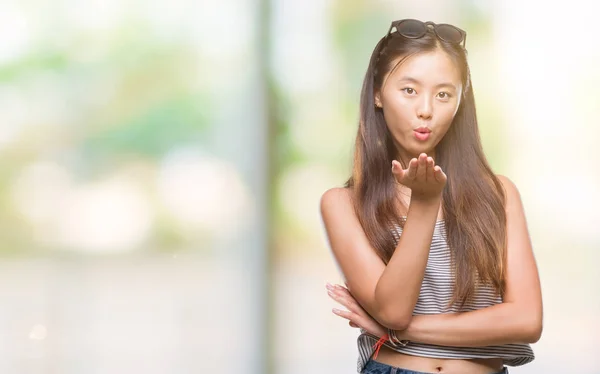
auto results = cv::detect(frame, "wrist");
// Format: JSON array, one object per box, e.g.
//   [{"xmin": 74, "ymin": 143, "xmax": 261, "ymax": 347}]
[
  {"xmin": 388, "ymin": 328, "xmax": 410, "ymax": 346},
  {"xmin": 406, "ymin": 196, "xmax": 441, "ymax": 219},
  {"xmin": 409, "ymin": 193, "xmax": 442, "ymax": 205}
]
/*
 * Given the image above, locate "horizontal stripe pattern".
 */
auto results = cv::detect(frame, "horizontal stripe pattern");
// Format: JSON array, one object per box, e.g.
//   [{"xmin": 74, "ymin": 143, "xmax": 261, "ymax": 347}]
[{"xmin": 356, "ymin": 221, "xmax": 534, "ymax": 373}]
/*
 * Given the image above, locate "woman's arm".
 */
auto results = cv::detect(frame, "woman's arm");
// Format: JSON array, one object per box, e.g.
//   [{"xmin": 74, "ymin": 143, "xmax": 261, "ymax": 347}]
[
  {"xmin": 321, "ymin": 154, "xmax": 445, "ymax": 329},
  {"xmin": 394, "ymin": 175, "xmax": 543, "ymax": 346},
  {"xmin": 321, "ymin": 187, "xmax": 438, "ymax": 330},
  {"xmin": 399, "ymin": 302, "xmax": 541, "ymax": 347},
  {"xmin": 374, "ymin": 195, "xmax": 441, "ymax": 328}
]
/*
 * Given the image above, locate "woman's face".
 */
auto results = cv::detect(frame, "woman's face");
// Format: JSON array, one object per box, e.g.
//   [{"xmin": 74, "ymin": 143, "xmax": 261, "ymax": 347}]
[{"xmin": 375, "ymin": 49, "xmax": 463, "ymax": 163}]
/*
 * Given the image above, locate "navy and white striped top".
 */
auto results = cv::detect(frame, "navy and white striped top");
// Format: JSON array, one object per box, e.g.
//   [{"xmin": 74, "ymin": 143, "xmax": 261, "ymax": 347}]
[{"xmin": 356, "ymin": 220, "xmax": 534, "ymax": 373}]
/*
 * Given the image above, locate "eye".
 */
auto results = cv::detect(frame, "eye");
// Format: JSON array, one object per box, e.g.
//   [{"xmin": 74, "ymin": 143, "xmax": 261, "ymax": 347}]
[
  {"xmin": 402, "ymin": 88, "xmax": 416, "ymax": 95},
  {"xmin": 437, "ymin": 92, "xmax": 452, "ymax": 100}
]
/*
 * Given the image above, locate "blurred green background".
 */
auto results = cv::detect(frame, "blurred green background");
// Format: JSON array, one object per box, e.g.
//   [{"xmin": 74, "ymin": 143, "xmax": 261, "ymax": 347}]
[{"xmin": 0, "ymin": 0, "xmax": 598, "ymax": 373}]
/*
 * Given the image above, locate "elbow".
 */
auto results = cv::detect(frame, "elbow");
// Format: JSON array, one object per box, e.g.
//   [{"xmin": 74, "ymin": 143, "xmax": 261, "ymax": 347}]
[
  {"xmin": 522, "ymin": 316, "xmax": 543, "ymax": 343},
  {"xmin": 373, "ymin": 284, "xmax": 414, "ymax": 330},
  {"xmin": 378, "ymin": 307, "xmax": 413, "ymax": 331}
]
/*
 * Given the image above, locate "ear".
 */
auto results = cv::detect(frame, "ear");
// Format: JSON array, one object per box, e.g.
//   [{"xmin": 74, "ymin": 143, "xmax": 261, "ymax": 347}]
[{"xmin": 374, "ymin": 91, "xmax": 383, "ymax": 108}]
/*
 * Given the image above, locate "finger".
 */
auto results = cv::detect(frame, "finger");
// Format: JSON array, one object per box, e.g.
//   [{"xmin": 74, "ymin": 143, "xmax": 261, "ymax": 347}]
[
  {"xmin": 426, "ymin": 157, "xmax": 435, "ymax": 182},
  {"xmin": 335, "ymin": 284, "xmax": 359, "ymax": 303},
  {"xmin": 327, "ymin": 288, "xmax": 352, "ymax": 311},
  {"xmin": 332, "ymin": 308, "xmax": 354, "ymax": 321},
  {"xmin": 333, "ymin": 308, "xmax": 368, "ymax": 330},
  {"xmin": 416, "ymin": 153, "xmax": 427, "ymax": 180},
  {"xmin": 335, "ymin": 285, "xmax": 359, "ymax": 305},
  {"xmin": 406, "ymin": 158, "xmax": 418, "ymax": 179},
  {"xmin": 391, "ymin": 160, "xmax": 404, "ymax": 181},
  {"xmin": 433, "ymin": 165, "xmax": 447, "ymax": 184},
  {"xmin": 330, "ymin": 286, "xmax": 361, "ymax": 312}
]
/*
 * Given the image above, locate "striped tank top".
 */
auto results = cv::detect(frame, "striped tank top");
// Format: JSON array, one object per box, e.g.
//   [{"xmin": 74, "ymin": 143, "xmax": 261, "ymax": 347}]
[{"xmin": 356, "ymin": 220, "xmax": 534, "ymax": 373}]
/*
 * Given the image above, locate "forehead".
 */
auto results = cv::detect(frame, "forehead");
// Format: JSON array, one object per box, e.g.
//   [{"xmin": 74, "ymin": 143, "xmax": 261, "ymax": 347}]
[{"xmin": 388, "ymin": 49, "xmax": 461, "ymax": 85}]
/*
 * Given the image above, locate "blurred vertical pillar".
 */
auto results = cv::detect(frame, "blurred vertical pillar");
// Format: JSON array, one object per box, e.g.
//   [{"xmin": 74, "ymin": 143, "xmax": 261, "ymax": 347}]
[
  {"xmin": 254, "ymin": 0, "xmax": 275, "ymax": 373},
  {"xmin": 206, "ymin": 0, "xmax": 274, "ymax": 371},
  {"xmin": 257, "ymin": 1, "xmax": 276, "ymax": 374},
  {"xmin": 208, "ymin": 0, "xmax": 274, "ymax": 372}
]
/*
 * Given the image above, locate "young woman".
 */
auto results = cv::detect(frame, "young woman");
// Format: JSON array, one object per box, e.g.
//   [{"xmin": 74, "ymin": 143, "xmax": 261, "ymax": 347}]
[{"xmin": 320, "ymin": 19, "xmax": 543, "ymax": 374}]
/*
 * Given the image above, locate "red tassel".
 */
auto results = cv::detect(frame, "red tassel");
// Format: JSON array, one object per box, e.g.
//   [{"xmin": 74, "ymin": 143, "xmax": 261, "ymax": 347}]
[{"xmin": 371, "ymin": 333, "xmax": 389, "ymax": 360}]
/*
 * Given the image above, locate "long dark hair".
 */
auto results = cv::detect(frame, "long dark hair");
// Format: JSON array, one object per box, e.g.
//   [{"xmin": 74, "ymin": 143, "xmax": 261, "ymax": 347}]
[{"xmin": 345, "ymin": 27, "xmax": 507, "ymax": 308}]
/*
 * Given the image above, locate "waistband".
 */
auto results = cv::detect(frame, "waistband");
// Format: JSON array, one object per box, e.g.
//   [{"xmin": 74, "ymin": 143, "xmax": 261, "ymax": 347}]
[{"xmin": 362, "ymin": 359, "xmax": 509, "ymax": 374}]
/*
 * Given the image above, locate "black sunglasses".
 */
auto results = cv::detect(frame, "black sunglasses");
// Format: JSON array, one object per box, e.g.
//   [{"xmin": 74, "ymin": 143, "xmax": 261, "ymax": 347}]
[{"xmin": 387, "ymin": 19, "xmax": 467, "ymax": 48}]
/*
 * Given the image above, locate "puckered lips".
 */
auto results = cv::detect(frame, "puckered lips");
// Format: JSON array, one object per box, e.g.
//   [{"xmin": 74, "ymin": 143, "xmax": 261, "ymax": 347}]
[{"xmin": 413, "ymin": 126, "xmax": 431, "ymax": 141}]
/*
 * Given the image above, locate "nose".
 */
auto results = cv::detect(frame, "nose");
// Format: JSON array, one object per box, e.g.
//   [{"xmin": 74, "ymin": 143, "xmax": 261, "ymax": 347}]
[{"xmin": 416, "ymin": 96, "xmax": 433, "ymax": 120}]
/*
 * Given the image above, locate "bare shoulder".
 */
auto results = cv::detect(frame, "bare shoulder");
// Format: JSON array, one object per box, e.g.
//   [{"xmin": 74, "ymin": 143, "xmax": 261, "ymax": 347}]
[
  {"xmin": 320, "ymin": 187, "xmax": 353, "ymax": 214},
  {"xmin": 496, "ymin": 174, "xmax": 523, "ymax": 209},
  {"xmin": 496, "ymin": 174, "xmax": 518, "ymax": 194},
  {"xmin": 496, "ymin": 175, "xmax": 531, "ymax": 244}
]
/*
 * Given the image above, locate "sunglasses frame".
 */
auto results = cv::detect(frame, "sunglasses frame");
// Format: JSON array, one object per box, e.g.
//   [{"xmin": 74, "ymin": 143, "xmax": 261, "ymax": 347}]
[{"xmin": 387, "ymin": 19, "xmax": 467, "ymax": 48}]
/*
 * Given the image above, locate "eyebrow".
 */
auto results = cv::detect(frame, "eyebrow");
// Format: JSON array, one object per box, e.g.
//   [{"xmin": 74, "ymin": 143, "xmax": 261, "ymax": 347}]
[{"xmin": 397, "ymin": 76, "xmax": 457, "ymax": 90}]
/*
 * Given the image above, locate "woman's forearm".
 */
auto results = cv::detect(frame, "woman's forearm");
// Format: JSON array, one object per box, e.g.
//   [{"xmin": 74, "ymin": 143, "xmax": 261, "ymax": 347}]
[
  {"xmin": 398, "ymin": 302, "xmax": 543, "ymax": 347},
  {"xmin": 374, "ymin": 196, "xmax": 441, "ymax": 330}
]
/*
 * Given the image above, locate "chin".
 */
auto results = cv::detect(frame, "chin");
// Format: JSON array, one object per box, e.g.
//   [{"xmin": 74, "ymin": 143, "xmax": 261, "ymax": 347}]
[
  {"xmin": 395, "ymin": 137, "xmax": 436, "ymax": 159},
  {"xmin": 406, "ymin": 145, "xmax": 435, "ymax": 157}
]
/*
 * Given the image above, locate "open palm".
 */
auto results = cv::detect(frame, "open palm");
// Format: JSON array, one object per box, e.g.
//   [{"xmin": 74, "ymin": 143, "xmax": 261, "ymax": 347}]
[{"xmin": 392, "ymin": 153, "xmax": 447, "ymax": 200}]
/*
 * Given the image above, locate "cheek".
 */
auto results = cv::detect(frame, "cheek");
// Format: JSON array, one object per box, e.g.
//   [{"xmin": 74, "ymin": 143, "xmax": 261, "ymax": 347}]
[
  {"xmin": 439, "ymin": 106, "xmax": 456, "ymax": 123},
  {"xmin": 382, "ymin": 100, "xmax": 413, "ymax": 128},
  {"xmin": 436, "ymin": 102, "xmax": 459, "ymax": 127}
]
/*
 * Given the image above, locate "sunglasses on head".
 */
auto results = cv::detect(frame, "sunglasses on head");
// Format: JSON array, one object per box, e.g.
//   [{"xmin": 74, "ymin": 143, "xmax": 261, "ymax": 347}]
[{"xmin": 386, "ymin": 19, "xmax": 467, "ymax": 48}]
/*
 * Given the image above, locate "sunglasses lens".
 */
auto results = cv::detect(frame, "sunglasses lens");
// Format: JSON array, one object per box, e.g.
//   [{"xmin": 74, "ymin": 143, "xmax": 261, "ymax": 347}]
[
  {"xmin": 397, "ymin": 20, "xmax": 427, "ymax": 38},
  {"xmin": 436, "ymin": 24, "xmax": 463, "ymax": 43}
]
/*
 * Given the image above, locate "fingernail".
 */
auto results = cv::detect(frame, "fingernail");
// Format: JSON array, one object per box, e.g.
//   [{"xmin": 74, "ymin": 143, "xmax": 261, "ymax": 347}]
[
  {"xmin": 332, "ymin": 308, "xmax": 340, "ymax": 313},
  {"xmin": 326, "ymin": 283, "xmax": 333, "ymax": 290}
]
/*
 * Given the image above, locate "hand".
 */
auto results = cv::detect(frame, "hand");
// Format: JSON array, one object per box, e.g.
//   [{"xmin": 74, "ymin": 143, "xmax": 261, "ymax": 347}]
[
  {"xmin": 392, "ymin": 153, "xmax": 447, "ymax": 200},
  {"xmin": 326, "ymin": 282, "xmax": 387, "ymax": 338}
]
